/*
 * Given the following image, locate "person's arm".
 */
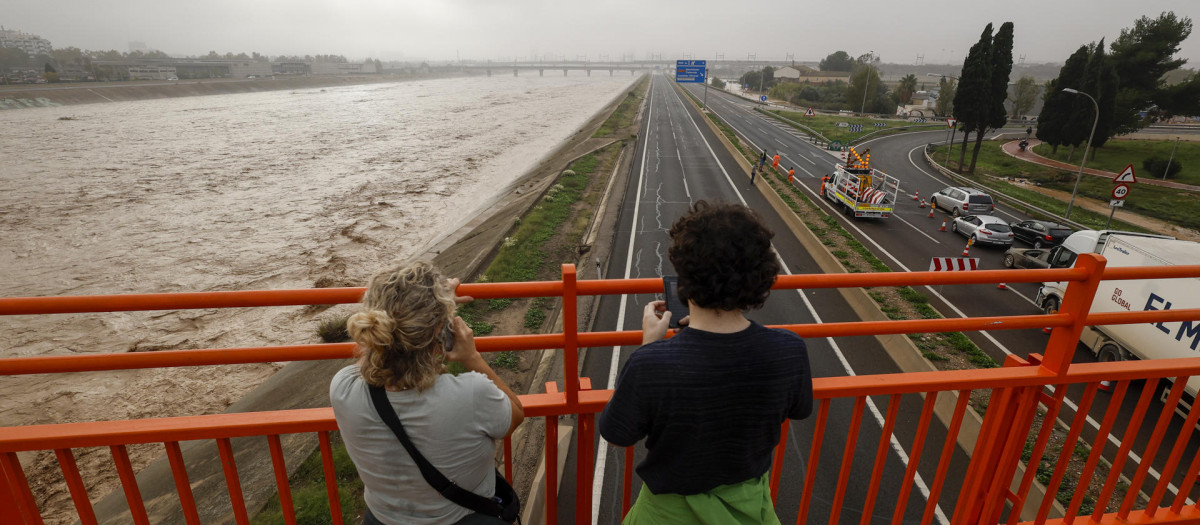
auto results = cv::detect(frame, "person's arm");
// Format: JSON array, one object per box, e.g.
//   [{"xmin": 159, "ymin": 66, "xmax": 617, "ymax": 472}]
[{"xmin": 446, "ymin": 315, "xmax": 525, "ymax": 438}]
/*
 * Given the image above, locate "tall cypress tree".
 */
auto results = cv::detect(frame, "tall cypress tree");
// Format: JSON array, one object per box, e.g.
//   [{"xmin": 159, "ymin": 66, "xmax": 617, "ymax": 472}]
[
  {"xmin": 1091, "ymin": 39, "xmax": 1120, "ymax": 152},
  {"xmin": 966, "ymin": 21, "xmax": 1014, "ymax": 173},
  {"xmin": 952, "ymin": 24, "xmax": 993, "ymax": 172},
  {"xmin": 1036, "ymin": 46, "xmax": 1089, "ymax": 154}
]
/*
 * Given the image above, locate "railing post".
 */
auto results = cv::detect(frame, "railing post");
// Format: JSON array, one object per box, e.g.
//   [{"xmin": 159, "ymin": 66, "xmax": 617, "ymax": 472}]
[
  {"xmin": 953, "ymin": 355, "xmax": 1041, "ymax": 525},
  {"xmin": 1041, "ymin": 253, "xmax": 1106, "ymax": 376},
  {"xmin": 562, "ymin": 264, "xmax": 579, "ymax": 406},
  {"xmin": 1, "ymin": 457, "xmax": 30, "ymax": 524}
]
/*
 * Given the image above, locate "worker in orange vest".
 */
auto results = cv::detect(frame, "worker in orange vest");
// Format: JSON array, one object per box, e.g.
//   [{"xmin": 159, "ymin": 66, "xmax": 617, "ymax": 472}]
[
  {"xmin": 820, "ymin": 175, "xmax": 830, "ymax": 196},
  {"xmin": 772, "ymin": 154, "xmax": 780, "ymax": 169},
  {"xmin": 787, "ymin": 167, "xmax": 795, "ymax": 184}
]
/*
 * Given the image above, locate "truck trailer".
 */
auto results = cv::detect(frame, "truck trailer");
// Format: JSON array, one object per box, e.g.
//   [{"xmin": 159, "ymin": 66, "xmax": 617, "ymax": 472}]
[{"xmin": 1037, "ymin": 230, "xmax": 1200, "ymax": 399}]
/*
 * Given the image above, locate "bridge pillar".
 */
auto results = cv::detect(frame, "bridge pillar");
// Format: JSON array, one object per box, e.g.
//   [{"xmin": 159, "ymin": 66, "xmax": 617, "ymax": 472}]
[
  {"xmin": 587, "ymin": 69, "xmax": 591, "ymax": 77},
  {"xmin": 486, "ymin": 69, "xmax": 491, "ymax": 77},
  {"xmin": 563, "ymin": 69, "xmax": 567, "ymax": 76},
  {"xmin": 609, "ymin": 69, "xmax": 613, "ymax": 76},
  {"xmin": 539, "ymin": 69, "xmax": 543, "ymax": 77},
  {"xmin": 513, "ymin": 69, "xmax": 518, "ymax": 77}
]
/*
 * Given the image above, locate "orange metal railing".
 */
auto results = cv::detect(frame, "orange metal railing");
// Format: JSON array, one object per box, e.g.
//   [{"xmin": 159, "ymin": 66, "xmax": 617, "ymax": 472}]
[{"xmin": 2, "ymin": 255, "xmax": 1200, "ymax": 524}]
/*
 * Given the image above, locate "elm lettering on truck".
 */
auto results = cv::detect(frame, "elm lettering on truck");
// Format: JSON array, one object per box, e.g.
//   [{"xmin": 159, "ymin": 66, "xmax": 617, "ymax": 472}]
[{"xmin": 1144, "ymin": 292, "xmax": 1200, "ymax": 351}]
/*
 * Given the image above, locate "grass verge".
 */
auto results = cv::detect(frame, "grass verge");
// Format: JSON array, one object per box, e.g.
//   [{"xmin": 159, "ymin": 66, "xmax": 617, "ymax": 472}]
[
  {"xmin": 593, "ymin": 76, "xmax": 649, "ymax": 138},
  {"xmin": 769, "ymin": 109, "xmax": 942, "ymax": 145},
  {"xmin": 932, "ymin": 142, "xmax": 1197, "ymax": 232},
  {"xmin": 251, "ymin": 433, "xmax": 364, "ymax": 525},
  {"xmin": 1032, "ymin": 139, "xmax": 1197, "ymax": 186}
]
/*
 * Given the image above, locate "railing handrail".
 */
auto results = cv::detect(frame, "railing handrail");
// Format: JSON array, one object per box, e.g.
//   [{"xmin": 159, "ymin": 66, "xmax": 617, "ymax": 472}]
[{"xmin": 7, "ymin": 265, "xmax": 1199, "ymax": 317}]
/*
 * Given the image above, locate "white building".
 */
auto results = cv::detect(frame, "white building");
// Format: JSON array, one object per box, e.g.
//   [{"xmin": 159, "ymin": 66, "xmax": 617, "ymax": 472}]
[
  {"xmin": 0, "ymin": 28, "xmax": 52, "ymax": 57},
  {"xmin": 128, "ymin": 66, "xmax": 177, "ymax": 80},
  {"xmin": 309, "ymin": 62, "xmax": 377, "ymax": 75},
  {"xmin": 774, "ymin": 66, "xmax": 802, "ymax": 82},
  {"xmin": 230, "ymin": 61, "xmax": 273, "ymax": 78}
]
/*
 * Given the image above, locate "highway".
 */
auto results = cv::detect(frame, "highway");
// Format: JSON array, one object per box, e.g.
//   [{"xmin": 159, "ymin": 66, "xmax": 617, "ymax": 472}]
[
  {"xmin": 680, "ymin": 82, "xmax": 1200, "ymax": 513},
  {"xmin": 556, "ymin": 72, "xmax": 976, "ymax": 524}
]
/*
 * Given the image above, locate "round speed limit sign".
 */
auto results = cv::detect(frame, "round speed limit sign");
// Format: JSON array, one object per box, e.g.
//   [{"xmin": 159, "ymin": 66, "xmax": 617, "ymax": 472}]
[{"xmin": 1112, "ymin": 184, "xmax": 1130, "ymax": 199}]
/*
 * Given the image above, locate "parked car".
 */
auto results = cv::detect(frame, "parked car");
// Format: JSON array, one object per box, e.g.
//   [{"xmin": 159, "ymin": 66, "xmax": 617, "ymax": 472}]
[
  {"xmin": 951, "ymin": 215, "xmax": 1014, "ymax": 246},
  {"xmin": 931, "ymin": 187, "xmax": 995, "ymax": 217},
  {"xmin": 1009, "ymin": 220, "xmax": 1072, "ymax": 249},
  {"xmin": 1003, "ymin": 247, "xmax": 1052, "ymax": 269}
]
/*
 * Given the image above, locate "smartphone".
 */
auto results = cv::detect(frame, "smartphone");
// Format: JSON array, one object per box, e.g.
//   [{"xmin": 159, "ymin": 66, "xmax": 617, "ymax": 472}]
[
  {"xmin": 662, "ymin": 276, "xmax": 689, "ymax": 329},
  {"xmin": 442, "ymin": 325, "xmax": 455, "ymax": 352}
]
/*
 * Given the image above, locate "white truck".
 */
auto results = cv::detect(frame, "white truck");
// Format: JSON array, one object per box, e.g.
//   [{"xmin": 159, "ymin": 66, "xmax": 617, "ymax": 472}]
[
  {"xmin": 1036, "ymin": 230, "xmax": 1200, "ymax": 400},
  {"xmin": 820, "ymin": 164, "xmax": 900, "ymax": 219}
]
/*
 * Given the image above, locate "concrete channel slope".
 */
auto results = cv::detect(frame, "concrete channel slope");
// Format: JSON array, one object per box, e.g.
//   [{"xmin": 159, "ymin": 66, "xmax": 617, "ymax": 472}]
[
  {"xmin": 554, "ymin": 72, "xmax": 974, "ymax": 525},
  {"xmin": 683, "ymin": 82, "xmax": 1197, "ymax": 515}
]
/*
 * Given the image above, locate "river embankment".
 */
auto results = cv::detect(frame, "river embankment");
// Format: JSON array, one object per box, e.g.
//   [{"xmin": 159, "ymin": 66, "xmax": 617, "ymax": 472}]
[{"xmin": 0, "ymin": 73, "xmax": 467, "ymax": 109}]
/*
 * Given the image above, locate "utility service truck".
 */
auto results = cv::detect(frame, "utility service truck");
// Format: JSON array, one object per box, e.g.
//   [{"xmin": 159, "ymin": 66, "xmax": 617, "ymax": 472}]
[
  {"xmin": 820, "ymin": 147, "xmax": 900, "ymax": 219},
  {"xmin": 1037, "ymin": 230, "xmax": 1200, "ymax": 401}
]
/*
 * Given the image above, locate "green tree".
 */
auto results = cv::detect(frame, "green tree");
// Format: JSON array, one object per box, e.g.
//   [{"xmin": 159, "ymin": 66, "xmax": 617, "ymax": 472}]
[
  {"xmin": 1160, "ymin": 71, "xmax": 1200, "ymax": 116},
  {"xmin": 1011, "ymin": 75, "xmax": 1039, "ymax": 118},
  {"xmin": 0, "ymin": 47, "xmax": 29, "ymax": 74},
  {"xmin": 1087, "ymin": 39, "xmax": 1121, "ymax": 153},
  {"xmin": 965, "ymin": 21, "xmax": 1014, "ymax": 173},
  {"xmin": 953, "ymin": 24, "xmax": 994, "ymax": 171},
  {"xmin": 1037, "ymin": 46, "xmax": 1089, "ymax": 154},
  {"xmin": 846, "ymin": 64, "xmax": 883, "ymax": 113},
  {"xmin": 934, "ymin": 77, "xmax": 956, "ymax": 117},
  {"xmin": 819, "ymin": 51, "xmax": 855, "ymax": 72},
  {"xmin": 1109, "ymin": 12, "xmax": 1193, "ymax": 133},
  {"xmin": 897, "ymin": 74, "xmax": 918, "ymax": 104},
  {"xmin": 711, "ymin": 77, "xmax": 726, "ymax": 89}
]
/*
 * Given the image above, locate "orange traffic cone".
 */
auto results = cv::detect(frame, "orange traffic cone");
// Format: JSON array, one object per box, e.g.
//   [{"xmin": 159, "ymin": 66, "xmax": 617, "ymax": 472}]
[
  {"xmin": 928, "ymin": 208, "xmax": 935, "ymax": 218},
  {"xmin": 961, "ymin": 243, "xmax": 971, "ymax": 257},
  {"xmin": 1098, "ymin": 380, "xmax": 1114, "ymax": 392},
  {"xmin": 997, "ymin": 282, "xmax": 1007, "ymax": 290},
  {"xmin": 919, "ymin": 199, "xmax": 927, "ymax": 209},
  {"xmin": 1042, "ymin": 327, "xmax": 1052, "ymax": 334},
  {"xmin": 940, "ymin": 220, "xmax": 947, "ymax": 232},
  {"xmin": 913, "ymin": 191, "xmax": 920, "ymax": 201}
]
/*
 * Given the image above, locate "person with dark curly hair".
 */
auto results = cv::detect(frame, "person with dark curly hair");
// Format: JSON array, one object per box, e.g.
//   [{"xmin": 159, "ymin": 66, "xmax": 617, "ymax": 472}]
[{"xmin": 598, "ymin": 201, "xmax": 813, "ymax": 524}]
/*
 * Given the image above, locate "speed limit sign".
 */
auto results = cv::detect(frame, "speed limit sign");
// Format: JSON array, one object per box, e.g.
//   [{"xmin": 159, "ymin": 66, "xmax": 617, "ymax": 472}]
[{"xmin": 1112, "ymin": 184, "xmax": 1130, "ymax": 199}]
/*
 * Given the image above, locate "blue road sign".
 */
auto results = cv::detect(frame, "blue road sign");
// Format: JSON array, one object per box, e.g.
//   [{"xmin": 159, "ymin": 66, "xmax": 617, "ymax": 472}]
[
  {"xmin": 760, "ymin": 95, "xmax": 768, "ymax": 102},
  {"xmin": 675, "ymin": 59, "xmax": 706, "ymax": 83}
]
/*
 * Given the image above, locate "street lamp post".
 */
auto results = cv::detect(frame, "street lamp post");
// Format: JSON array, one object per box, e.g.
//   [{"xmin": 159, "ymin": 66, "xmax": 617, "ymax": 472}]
[
  {"xmin": 860, "ymin": 51, "xmax": 874, "ymax": 114},
  {"xmin": 1163, "ymin": 136, "xmax": 1180, "ymax": 180},
  {"xmin": 928, "ymin": 73, "xmax": 960, "ymax": 168},
  {"xmin": 1062, "ymin": 88, "xmax": 1100, "ymax": 220}
]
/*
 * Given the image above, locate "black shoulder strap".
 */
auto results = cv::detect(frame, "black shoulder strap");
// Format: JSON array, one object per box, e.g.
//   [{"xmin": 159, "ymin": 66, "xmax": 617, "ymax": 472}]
[{"xmin": 367, "ymin": 384, "xmax": 504, "ymax": 517}]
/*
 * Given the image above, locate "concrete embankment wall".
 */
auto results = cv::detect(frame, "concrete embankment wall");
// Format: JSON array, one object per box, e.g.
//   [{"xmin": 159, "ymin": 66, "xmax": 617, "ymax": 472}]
[{"xmin": 0, "ymin": 73, "xmax": 463, "ymax": 110}]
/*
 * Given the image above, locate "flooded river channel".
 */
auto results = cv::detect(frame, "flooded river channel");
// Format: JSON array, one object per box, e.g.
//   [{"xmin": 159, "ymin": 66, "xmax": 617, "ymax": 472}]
[{"xmin": 0, "ymin": 74, "xmax": 636, "ymax": 520}]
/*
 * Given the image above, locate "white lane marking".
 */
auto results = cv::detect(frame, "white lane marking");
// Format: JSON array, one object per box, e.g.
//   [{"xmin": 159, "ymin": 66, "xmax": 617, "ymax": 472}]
[
  {"xmin": 893, "ymin": 214, "xmax": 942, "ymax": 244},
  {"xmin": 593, "ymin": 76, "xmax": 656, "ymax": 522},
  {"xmin": 904, "ymin": 144, "xmax": 1023, "ymax": 222},
  {"xmin": 695, "ymin": 92, "xmax": 950, "ymax": 525}
]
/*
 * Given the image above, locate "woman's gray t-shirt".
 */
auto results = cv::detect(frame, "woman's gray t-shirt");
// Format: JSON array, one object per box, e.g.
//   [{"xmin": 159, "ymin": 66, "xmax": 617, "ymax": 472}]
[{"xmin": 330, "ymin": 365, "xmax": 511, "ymax": 525}]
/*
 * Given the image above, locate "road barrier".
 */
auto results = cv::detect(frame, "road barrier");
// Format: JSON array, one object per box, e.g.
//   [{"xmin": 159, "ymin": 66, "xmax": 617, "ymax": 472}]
[{"xmin": 3, "ymin": 258, "xmax": 1200, "ymax": 524}]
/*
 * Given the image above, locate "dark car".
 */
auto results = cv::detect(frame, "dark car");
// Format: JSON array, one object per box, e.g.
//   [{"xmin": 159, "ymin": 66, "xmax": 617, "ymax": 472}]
[
  {"xmin": 1009, "ymin": 220, "xmax": 1073, "ymax": 249},
  {"xmin": 1003, "ymin": 247, "xmax": 1052, "ymax": 269}
]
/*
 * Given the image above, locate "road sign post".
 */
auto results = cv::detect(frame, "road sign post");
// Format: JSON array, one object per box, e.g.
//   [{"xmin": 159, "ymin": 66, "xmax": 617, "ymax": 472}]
[
  {"xmin": 674, "ymin": 60, "xmax": 706, "ymax": 83},
  {"xmin": 1107, "ymin": 166, "xmax": 1135, "ymax": 229}
]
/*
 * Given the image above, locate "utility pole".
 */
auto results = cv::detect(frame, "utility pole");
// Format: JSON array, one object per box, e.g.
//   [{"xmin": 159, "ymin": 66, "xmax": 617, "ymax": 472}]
[
  {"xmin": 1163, "ymin": 136, "xmax": 1180, "ymax": 180},
  {"xmin": 860, "ymin": 50, "xmax": 874, "ymax": 114}
]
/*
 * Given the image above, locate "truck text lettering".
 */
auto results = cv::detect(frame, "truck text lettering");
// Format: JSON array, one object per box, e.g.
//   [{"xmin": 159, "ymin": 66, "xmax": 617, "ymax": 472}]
[{"xmin": 1144, "ymin": 293, "xmax": 1174, "ymax": 335}]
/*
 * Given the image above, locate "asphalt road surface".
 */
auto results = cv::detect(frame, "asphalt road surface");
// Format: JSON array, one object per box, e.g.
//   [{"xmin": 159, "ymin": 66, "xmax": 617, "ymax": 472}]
[
  {"xmin": 681, "ymin": 83, "xmax": 1200, "ymax": 512},
  {"xmin": 556, "ymin": 73, "xmax": 979, "ymax": 525}
]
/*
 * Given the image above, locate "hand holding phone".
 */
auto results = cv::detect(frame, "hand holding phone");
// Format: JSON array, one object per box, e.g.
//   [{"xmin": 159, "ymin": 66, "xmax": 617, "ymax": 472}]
[{"xmin": 662, "ymin": 276, "xmax": 690, "ymax": 329}]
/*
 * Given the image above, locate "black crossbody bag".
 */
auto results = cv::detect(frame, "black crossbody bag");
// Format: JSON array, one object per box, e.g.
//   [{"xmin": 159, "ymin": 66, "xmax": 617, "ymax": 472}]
[{"xmin": 368, "ymin": 385, "xmax": 521, "ymax": 523}]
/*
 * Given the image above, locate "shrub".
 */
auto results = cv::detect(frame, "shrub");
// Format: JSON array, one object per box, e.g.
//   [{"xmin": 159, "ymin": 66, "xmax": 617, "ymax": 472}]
[
  {"xmin": 317, "ymin": 315, "xmax": 351, "ymax": 343},
  {"xmin": 1142, "ymin": 156, "xmax": 1182, "ymax": 179}
]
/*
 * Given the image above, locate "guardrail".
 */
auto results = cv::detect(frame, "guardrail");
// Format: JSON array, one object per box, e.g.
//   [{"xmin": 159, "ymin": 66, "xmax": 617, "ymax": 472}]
[{"xmin": 3, "ymin": 258, "xmax": 1200, "ymax": 524}]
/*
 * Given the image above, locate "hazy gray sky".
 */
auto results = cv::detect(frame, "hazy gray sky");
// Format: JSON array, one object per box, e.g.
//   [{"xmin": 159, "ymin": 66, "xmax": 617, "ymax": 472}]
[{"xmin": 5, "ymin": 0, "xmax": 1197, "ymax": 65}]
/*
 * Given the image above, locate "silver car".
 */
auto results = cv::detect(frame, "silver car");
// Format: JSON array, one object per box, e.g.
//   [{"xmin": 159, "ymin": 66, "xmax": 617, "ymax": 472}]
[
  {"xmin": 951, "ymin": 215, "xmax": 1014, "ymax": 245},
  {"xmin": 931, "ymin": 187, "xmax": 995, "ymax": 217}
]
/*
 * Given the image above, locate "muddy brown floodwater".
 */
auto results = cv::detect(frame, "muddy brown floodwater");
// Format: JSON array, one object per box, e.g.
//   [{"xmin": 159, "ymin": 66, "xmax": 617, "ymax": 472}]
[{"xmin": 0, "ymin": 75, "xmax": 636, "ymax": 522}]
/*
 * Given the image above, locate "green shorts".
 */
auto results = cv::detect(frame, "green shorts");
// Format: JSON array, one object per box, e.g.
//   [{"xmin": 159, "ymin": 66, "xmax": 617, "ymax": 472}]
[{"xmin": 622, "ymin": 472, "xmax": 781, "ymax": 525}]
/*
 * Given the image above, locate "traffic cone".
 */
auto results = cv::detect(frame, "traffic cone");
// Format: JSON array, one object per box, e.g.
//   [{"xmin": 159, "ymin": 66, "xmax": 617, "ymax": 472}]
[
  {"xmin": 913, "ymin": 191, "xmax": 920, "ymax": 201},
  {"xmin": 997, "ymin": 282, "xmax": 1007, "ymax": 290},
  {"xmin": 919, "ymin": 199, "xmax": 927, "ymax": 209},
  {"xmin": 961, "ymin": 243, "xmax": 970, "ymax": 257},
  {"xmin": 928, "ymin": 208, "xmax": 935, "ymax": 218},
  {"xmin": 940, "ymin": 220, "xmax": 947, "ymax": 232},
  {"xmin": 1042, "ymin": 327, "xmax": 1052, "ymax": 334},
  {"xmin": 1098, "ymin": 380, "xmax": 1114, "ymax": 393}
]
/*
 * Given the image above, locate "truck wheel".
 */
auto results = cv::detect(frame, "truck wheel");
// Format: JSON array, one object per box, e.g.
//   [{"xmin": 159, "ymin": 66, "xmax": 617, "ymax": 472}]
[
  {"xmin": 1004, "ymin": 254, "xmax": 1015, "ymax": 268},
  {"xmin": 1042, "ymin": 296, "xmax": 1060, "ymax": 315},
  {"xmin": 1097, "ymin": 344, "xmax": 1123, "ymax": 362}
]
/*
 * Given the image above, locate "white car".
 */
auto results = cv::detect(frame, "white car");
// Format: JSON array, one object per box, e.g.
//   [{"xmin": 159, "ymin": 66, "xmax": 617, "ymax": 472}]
[{"xmin": 951, "ymin": 215, "xmax": 1014, "ymax": 246}]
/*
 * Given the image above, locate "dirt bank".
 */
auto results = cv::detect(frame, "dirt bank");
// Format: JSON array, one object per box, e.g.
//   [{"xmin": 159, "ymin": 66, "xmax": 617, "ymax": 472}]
[{"xmin": 0, "ymin": 73, "xmax": 462, "ymax": 109}]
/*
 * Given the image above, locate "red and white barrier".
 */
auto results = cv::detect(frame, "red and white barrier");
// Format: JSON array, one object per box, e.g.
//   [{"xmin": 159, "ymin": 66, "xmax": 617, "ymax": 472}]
[{"xmin": 928, "ymin": 258, "xmax": 979, "ymax": 271}]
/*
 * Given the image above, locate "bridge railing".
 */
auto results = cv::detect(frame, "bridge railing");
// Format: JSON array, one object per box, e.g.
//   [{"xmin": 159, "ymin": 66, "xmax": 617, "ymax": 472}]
[{"xmin": 3, "ymin": 255, "xmax": 1200, "ymax": 524}]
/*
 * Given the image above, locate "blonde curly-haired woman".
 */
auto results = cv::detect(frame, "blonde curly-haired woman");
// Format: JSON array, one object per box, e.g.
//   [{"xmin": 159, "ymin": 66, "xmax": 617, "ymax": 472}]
[{"xmin": 330, "ymin": 262, "xmax": 524, "ymax": 525}]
